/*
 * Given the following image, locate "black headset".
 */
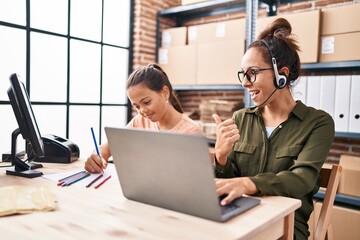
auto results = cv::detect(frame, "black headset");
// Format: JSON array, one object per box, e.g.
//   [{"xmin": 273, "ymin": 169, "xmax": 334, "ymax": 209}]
[{"xmin": 260, "ymin": 39, "xmax": 287, "ymax": 89}]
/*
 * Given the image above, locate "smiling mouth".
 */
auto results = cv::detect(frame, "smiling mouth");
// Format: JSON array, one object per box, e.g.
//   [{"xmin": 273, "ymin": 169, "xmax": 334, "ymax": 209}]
[{"xmin": 250, "ymin": 91, "xmax": 259, "ymax": 98}]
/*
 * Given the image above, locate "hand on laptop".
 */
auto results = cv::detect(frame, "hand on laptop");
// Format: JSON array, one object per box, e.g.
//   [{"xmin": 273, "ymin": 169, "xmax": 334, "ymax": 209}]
[
  {"xmin": 212, "ymin": 114, "xmax": 240, "ymax": 166},
  {"xmin": 215, "ymin": 177, "xmax": 257, "ymax": 205},
  {"xmin": 85, "ymin": 153, "xmax": 107, "ymax": 173}
]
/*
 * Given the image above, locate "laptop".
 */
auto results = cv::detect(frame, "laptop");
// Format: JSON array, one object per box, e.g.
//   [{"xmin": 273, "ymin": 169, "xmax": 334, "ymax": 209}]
[{"xmin": 105, "ymin": 127, "xmax": 260, "ymax": 222}]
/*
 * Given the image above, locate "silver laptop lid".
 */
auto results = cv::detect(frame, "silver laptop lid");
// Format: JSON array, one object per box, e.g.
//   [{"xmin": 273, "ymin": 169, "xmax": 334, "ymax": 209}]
[{"xmin": 105, "ymin": 127, "xmax": 223, "ymax": 221}]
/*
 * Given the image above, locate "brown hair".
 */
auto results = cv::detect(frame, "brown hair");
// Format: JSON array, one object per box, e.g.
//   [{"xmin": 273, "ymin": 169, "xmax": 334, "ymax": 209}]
[
  {"xmin": 126, "ymin": 63, "xmax": 183, "ymax": 113},
  {"xmin": 249, "ymin": 18, "xmax": 301, "ymax": 87}
]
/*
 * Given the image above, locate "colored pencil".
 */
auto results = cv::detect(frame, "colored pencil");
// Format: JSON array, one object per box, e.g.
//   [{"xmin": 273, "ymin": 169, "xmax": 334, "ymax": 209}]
[
  {"xmin": 58, "ymin": 170, "xmax": 86, "ymax": 182},
  {"xmin": 94, "ymin": 175, "xmax": 111, "ymax": 189},
  {"xmin": 91, "ymin": 127, "xmax": 101, "ymax": 157},
  {"xmin": 86, "ymin": 174, "xmax": 103, "ymax": 188},
  {"xmin": 59, "ymin": 171, "xmax": 88, "ymax": 186},
  {"xmin": 62, "ymin": 173, "xmax": 90, "ymax": 186}
]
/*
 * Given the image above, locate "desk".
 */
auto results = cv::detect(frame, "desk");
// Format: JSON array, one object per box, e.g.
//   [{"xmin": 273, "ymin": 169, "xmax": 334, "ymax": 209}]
[{"xmin": 0, "ymin": 160, "xmax": 301, "ymax": 240}]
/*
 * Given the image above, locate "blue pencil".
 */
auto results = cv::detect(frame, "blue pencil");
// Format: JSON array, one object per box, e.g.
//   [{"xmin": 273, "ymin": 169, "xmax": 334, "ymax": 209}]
[{"xmin": 91, "ymin": 127, "xmax": 101, "ymax": 157}]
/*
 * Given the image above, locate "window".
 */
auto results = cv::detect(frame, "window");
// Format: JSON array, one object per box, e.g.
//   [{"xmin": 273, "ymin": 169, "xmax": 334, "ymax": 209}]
[{"xmin": 0, "ymin": 0, "xmax": 132, "ymax": 158}]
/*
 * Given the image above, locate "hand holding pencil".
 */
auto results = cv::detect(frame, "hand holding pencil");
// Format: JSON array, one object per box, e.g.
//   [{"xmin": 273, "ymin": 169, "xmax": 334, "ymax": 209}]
[
  {"xmin": 85, "ymin": 152, "xmax": 107, "ymax": 173},
  {"xmin": 84, "ymin": 127, "xmax": 108, "ymax": 173}
]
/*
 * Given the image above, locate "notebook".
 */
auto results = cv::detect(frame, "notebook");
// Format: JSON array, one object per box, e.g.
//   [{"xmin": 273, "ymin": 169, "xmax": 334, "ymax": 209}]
[{"xmin": 105, "ymin": 127, "xmax": 260, "ymax": 222}]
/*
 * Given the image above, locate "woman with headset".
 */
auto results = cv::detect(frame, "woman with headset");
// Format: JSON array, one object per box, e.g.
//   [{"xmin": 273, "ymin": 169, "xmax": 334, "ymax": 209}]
[{"xmin": 212, "ymin": 18, "xmax": 334, "ymax": 240}]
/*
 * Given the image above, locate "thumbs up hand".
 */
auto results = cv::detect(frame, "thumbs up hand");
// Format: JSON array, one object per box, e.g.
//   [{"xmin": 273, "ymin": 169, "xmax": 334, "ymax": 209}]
[{"xmin": 212, "ymin": 114, "xmax": 240, "ymax": 166}]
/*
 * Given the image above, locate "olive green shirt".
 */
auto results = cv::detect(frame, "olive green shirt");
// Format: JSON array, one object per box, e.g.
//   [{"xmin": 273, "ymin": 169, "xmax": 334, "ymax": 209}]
[{"xmin": 214, "ymin": 101, "xmax": 335, "ymax": 240}]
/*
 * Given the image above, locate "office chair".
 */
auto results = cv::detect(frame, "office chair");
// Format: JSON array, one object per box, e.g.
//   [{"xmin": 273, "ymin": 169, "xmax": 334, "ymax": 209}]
[{"xmin": 314, "ymin": 165, "xmax": 342, "ymax": 240}]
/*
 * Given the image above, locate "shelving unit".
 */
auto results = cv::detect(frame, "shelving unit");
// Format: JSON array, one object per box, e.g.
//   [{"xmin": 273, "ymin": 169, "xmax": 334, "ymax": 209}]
[{"xmin": 156, "ymin": 0, "xmax": 360, "ymax": 139}]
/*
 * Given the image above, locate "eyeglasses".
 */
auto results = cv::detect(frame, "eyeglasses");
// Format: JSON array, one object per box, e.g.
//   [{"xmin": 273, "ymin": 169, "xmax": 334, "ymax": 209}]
[{"xmin": 237, "ymin": 67, "xmax": 273, "ymax": 84}]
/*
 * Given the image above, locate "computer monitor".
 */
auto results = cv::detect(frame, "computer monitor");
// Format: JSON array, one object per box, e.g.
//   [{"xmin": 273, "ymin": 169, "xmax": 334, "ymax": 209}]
[{"xmin": 6, "ymin": 73, "xmax": 44, "ymax": 178}]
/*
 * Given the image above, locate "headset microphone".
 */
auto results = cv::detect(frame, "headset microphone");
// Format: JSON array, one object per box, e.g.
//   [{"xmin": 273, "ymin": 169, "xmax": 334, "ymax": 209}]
[
  {"xmin": 255, "ymin": 87, "xmax": 278, "ymax": 107},
  {"xmin": 251, "ymin": 39, "xmax": 288, "ymax": 108}
]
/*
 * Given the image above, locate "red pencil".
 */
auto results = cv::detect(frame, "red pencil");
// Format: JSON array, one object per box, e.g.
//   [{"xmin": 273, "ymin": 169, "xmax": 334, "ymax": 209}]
[{"xmin": 94, "ymin": 175, "xmax": 111, "ymax": 189}]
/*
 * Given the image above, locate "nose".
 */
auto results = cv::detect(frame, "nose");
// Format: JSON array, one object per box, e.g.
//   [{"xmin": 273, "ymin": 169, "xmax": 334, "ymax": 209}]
[
  {"xmin": 241, "ymin": 78, "xmax": 252, "ymax": 88},
  {"xmin": 138, "ymin": 106, "xmax": 147, "ymax": 115}
]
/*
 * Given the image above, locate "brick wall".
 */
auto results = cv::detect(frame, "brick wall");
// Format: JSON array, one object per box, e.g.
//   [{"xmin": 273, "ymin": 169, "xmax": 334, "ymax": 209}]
[{"xmin": 132, "ymin": 0, "xmax": 360, "ymax": 163}]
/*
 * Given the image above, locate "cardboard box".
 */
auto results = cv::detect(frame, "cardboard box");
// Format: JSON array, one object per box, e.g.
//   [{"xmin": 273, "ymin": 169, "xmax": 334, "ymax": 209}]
[
  {"xmin": 182, "ymin": 0, "xmax": 207, "ymax": 5},
  {"xmin": 319, "ymin": 32, "xmax": 360, "ymax": 62},
  {"xmin": 338, "ymin": 154, "xmax": 360, "ymax": 197},
  {"xmin": 256, "ymin": 10, "xmax": 320, "ymax": 63},
  {"xmin": 188, "ymin": 18, "xmax": 246, "ymax": 45},
  {"xmin": 196, "ymin": 39, "xmax": 245, "ymax": 85},
  {"xmin": 161, "ymin": 27, "xmax": 187, "ymax": 48},
  {"xmin": 158, "ymin": 45, "xmax": 197, "ymax": 86},
  {"xmin": 321, "ymin": 3, "xmax": 360, "ymax": 35},
  {"xmin": 314, "ymin": 201, "xmax": 360, "ymax": 240}
]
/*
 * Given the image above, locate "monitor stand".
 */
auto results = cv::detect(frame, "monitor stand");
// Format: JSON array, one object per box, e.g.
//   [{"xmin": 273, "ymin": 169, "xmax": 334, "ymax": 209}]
[
  {"xmin": 6, "ymin": 128, "xmax": 43, "ymax": 178},
  {"xmin": 6, "ymin": 159, "xmax": 43, "ymax": 178}
]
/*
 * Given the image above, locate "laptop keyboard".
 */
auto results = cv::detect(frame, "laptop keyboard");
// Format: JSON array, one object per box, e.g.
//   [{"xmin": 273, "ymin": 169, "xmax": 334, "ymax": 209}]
[
  {"xmin": 219, "ymin": 195, "xmax": 241, "ymax": 214},
  {"xmin": 220, "ymin": 203, "xmax": 239, "ymax": 214}
]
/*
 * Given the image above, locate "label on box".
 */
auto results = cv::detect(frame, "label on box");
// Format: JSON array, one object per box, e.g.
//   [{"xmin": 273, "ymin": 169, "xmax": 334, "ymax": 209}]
[
  {"xmin": 158, "ymin": 49, "xmax": 169, "ymax": 65},
  {"xmin": 216, "ymin": 23, "xmax": 226, "ymax": 38},
  {"xmin": 322, "ymin": 36, "xmax": 335, "ymax": 54},
  {"xmin": 162, "ymin": 31, "xmax": 172, "ymax": 48},
  {"xmin": 188, "ymin": 26, "xmax": 198, "ymax": 41}
]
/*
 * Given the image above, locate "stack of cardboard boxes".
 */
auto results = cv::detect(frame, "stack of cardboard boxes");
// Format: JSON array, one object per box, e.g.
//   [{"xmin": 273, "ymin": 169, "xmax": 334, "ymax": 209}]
[
  {"xmin": 159, "ymin": 3, "xmax": 360, "ymax": 86},
  {"xmin": 158, "ymin": 18, "xmax": 246, "ymax": 86},
  {"xmin": 319, "ymin": 4, "xmax": 360, "ymax": 62}
]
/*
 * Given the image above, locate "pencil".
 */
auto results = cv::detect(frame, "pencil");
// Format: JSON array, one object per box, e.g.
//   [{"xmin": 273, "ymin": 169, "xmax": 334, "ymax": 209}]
[
  {"xmin": 91, "ymin": 127, "xmax": 101, "ymax": 157},
  {"xmin": 91, "ymin": 127, "xmax": 104, "ymax": 173},
  {"xmin": 94, "ymin": 175, "xmax": 111, "ymax": 189},
  {"xmin": 63, "ymin": 173, "xmax": 90, "ymax": 186},
  {"xmin": 59, "ymin": 171, "xmax": 88, "ymax": 186},
  {"xmin": 86, "ymin": 174, "xmax": 103, "ymax": 188},
  {"xmin": 60, "ymin": 172, "xmax": 86, "ymax": 186},
  {"xmin": 58, "ymin": 170, "xmax": 86, "ymax": 182}
]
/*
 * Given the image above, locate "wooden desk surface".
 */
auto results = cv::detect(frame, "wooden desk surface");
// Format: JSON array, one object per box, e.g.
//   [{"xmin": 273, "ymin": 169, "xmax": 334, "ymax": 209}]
[{"xmin": 0, "ymin": 160, "xmax": 301, "ymax": 240}]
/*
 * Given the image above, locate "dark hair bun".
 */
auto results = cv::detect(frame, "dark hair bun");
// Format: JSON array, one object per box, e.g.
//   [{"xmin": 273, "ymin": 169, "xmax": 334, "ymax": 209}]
[{"xmin": 258, "ymin": 17, "xmax": 292, "ymax": 41}]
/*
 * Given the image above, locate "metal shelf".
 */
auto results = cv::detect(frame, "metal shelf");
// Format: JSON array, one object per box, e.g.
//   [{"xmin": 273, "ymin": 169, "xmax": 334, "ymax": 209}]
[
  {"xmin": 158, "ymin": 0, "xmax": 247, "ymax": 22},
  {"xmin": 174, "ymin": 84, "xmax": 244, "ymax": 91},
  {"xmin": 314, "ymin": 191, "xmax": 360, "ymax": 208},
  {"xmin": 335, "ymin": 132, "xmax": 360, "ymax": 139},
  {"xmin": 158, "ymin": 0, "xmax": 306, "ymax": 20},
  {"xmin": 302, "ymin": 61, "xmax": 360, "ymax": 73}
]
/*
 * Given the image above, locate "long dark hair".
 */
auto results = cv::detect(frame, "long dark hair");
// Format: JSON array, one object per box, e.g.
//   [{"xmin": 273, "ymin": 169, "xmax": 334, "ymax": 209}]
[
  {"xmin": 249, "ymin": 18, "xmax": 301, "ymax": 88},
  {"xmin": 126, "ymin": 63, "xmax": 183, "ymax": 113}
]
